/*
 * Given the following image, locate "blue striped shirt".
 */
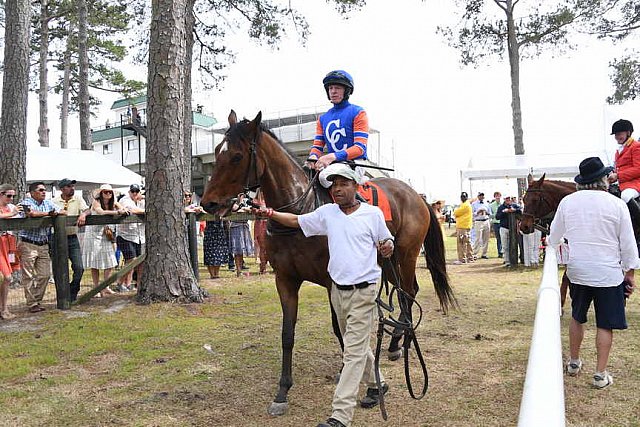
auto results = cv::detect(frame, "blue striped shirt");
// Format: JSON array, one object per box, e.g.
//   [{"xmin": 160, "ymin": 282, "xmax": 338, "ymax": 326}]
[{"xmin": 18, "ymin": 197, "xmax": 60, "ymax": 243}]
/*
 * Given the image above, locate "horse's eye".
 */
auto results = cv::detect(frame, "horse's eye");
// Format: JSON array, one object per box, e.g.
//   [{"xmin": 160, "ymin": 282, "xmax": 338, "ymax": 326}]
[{"xmin": 231, "ymin": 153, "xmax": 242, "ymax": 164}]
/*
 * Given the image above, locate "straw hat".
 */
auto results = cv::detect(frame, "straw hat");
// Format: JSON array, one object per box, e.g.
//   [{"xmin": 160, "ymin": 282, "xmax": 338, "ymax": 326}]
[{"xmin": 93, "ymin": 183, "xmax": 114, "ymax": 198}]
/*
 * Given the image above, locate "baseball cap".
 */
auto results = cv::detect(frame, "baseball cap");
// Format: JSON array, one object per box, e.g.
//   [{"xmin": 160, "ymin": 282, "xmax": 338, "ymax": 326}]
[
  {"xmin": 130, "ymin": 184, "xmax": 141, "ymax": 192},
  {"xmin": 325, "ymin": 163, "xmax": 357, "ymax": 182},
  {"xmin": 460, "ymin": 191, "xmax": 468, "ymax": 199},
  {"xmin": 58, "ymin": 178, "xmax": 76, "ymax": 188},
  {"xmin": 477, "ymin": 192, "xmax": 484, "ymax": 197}
]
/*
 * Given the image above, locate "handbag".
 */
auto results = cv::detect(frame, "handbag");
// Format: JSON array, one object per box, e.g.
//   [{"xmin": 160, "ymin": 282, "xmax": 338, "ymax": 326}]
[{"xmin": 103, "ymin": 226, "xmax": 115, "ymax": 242}]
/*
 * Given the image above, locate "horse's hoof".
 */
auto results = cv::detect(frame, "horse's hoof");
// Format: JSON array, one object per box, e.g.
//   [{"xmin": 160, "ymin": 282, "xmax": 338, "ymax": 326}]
[
  {"xmin": 334, "ymin": 372, "xmax": 341, "ymax": 384},
  {"xmin": 268, "ymin": 401, "xmax": 289, "ymax": 416},
  {"xmin": 388, "ymin": 348, "xmax": 403, "ymax": 361}
]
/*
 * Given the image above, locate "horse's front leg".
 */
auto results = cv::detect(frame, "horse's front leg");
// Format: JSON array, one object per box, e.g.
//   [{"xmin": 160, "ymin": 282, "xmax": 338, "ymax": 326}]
[
  {"xmin": 268, "ymin": 276, "xmax": 302, "ymax": 416},
  {"xmin": 329, "ymin": 287, "xmax": 345, "ymax": 383}
]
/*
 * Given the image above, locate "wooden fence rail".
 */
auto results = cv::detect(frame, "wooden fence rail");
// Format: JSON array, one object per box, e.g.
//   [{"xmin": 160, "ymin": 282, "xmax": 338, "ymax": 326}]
[{"xmin": 0, "ymin": 212, "xmax": 255, "ymax": 309}]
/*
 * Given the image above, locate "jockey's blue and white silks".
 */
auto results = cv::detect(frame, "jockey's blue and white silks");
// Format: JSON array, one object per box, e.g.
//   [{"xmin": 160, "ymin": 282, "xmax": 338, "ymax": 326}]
[{"xmin": 309, "ymin": 100, "xmax": 369, "ymax": 162}]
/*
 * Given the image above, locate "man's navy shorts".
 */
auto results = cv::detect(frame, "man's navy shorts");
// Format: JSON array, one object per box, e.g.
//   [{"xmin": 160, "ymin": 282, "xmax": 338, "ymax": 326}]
[
  {"xmin": 569, "ymin": 282, "xmax": 627, "ymax": 330},
  {"xmin": 116, "ymin": 236, "xmax": 142, "ymax": 261}
]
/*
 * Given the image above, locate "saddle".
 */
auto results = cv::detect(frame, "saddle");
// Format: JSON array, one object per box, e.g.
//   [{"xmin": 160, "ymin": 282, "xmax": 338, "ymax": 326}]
[{"xmin": 357, "ymin": 182, "xmax": 392, "ymax": 221}]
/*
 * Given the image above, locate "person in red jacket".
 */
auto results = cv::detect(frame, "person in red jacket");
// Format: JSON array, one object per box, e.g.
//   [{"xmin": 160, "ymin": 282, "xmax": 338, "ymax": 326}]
[{"xmin": 608, "ymin": 119, "xmax": 640, "ymax": 229}]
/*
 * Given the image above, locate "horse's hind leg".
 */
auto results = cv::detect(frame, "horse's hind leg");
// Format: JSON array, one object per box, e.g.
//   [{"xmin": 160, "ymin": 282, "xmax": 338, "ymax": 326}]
[{"xmin": 268, "ymin": 277, "xmax": 301, "ymax": 416}]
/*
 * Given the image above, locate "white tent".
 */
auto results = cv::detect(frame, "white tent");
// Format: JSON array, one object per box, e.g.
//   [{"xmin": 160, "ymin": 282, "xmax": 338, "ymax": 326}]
[
  {"xmin": 460, "ymin": 151, "xmax": 611, "ymax": 181},
  {"xmin": 27, "ymin": 146, "xmax": 143, "ymax": 190}
]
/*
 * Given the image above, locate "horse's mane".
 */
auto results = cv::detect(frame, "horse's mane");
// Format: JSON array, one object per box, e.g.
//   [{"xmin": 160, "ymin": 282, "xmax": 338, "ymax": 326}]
[
  {"xmin": 529, "ymin": 178, "xmax": 575, "ymax": 191},
  {"xmin": 230, "ymin": 119, "xmax": 305, "ymax": 171}
]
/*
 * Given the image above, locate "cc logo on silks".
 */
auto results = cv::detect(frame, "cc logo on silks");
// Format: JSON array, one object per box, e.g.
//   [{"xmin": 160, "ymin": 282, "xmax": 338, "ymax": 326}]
[{"xmin": 325, "ymin": 119, "xmax": 347, "ymax": 152}]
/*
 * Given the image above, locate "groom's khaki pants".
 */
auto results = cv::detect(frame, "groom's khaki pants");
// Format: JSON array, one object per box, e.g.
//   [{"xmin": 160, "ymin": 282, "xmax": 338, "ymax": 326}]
[{"xmin": 329, "ymin": 283, "xmax": 383, "ymax": 426}]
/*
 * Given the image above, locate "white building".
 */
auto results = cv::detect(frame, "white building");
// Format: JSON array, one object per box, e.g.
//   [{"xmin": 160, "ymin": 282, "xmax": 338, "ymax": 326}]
[{"xmin": 92, "ymin": 99, "xmax": 390, "ymax": 194}]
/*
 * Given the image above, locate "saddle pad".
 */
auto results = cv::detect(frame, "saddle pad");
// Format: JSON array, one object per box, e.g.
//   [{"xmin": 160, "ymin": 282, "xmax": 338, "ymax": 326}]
[{"xmin": 358, "ymin": 182, "xmax": 392, "ymax": 221}]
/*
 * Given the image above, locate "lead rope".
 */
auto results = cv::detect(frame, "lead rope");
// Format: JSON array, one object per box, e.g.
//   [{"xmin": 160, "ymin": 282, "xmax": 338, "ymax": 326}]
[{"xmin": 374, "ymin": 256, "xmax": 429, "ymax": 420}]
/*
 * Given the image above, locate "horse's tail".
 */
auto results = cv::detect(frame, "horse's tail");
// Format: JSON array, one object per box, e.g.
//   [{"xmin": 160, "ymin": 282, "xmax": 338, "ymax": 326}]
[{"xmin": 423, "ymin": 203, "xmax": 458, "ymax": 314}]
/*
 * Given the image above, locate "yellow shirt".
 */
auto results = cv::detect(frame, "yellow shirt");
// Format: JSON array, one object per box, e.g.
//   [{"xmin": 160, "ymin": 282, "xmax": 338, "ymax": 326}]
[
  {"xmin": 53, "ymin": 195, "xmax": 89, "ymax": 236},
  {"xmin": 454, "ymin": 201, "xmax": 472, "ymax": 229}
]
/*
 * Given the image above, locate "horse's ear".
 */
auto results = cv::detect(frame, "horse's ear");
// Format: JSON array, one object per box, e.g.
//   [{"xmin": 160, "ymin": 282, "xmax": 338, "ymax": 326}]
[
  {"xmin": 527, "ymin": 174, "xmax": 534, "ymax": 185},
  {"xmin": 539, "ymin": 173, "xmax": 546, "ymax": 185},
  {"xmin": 228, "ymin": 110, "xmax": 237, "ymax": 126},
  {"xmin": 253, "ymin": 111, "xmax": 262, "ymax": 127}
]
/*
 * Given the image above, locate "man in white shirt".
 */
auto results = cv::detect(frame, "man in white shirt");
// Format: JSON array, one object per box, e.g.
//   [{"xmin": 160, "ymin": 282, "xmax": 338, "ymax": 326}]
[
  {"xmin": 549, "ymin": 157, "xmax": 637, "ymax": 389},
  {"xmin": 253, "ymin": 163, "xmax": 394, "ymax": 427},
  {"xmin": 471, "ymin": 192, "xmax": 492, "ymax": 259}
]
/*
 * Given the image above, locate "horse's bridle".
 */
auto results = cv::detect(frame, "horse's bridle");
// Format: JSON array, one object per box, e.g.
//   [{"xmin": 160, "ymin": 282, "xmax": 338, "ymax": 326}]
[
  {"xmin": 235, "ymin": 124, "xmax": 319, "ymax": 214},
  {"xmin": 522, "ymin": 188, "xmax": 557, "ymax": 233}
]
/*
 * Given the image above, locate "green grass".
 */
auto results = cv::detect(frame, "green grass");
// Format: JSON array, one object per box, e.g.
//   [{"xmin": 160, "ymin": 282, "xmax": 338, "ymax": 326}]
[{"xmin": 0, "ymin": 233, "xmax": 639, "ymax": 426}]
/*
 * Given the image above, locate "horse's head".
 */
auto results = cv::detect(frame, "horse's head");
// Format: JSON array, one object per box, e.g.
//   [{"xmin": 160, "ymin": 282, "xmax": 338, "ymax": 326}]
[
  {"xmin": 201, "ymin": 110, "xmax": 264, "ymax": 215},
  {"xmin": 520, "ymin": 173, "xmax": 548, "ymax": 234}
]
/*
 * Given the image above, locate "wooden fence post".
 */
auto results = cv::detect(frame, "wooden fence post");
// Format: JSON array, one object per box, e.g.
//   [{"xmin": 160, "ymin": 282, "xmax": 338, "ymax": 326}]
[
  {"xmin": 187, "ymin": 212, "xmax": 199, "ymax": 280},
  {"xmin": 508, "ymin": 212, "xmax": 519, "ymax": 267},
  {"xmin": 52, "ymin": 215, "xmax": 70, "ymax": 309}
]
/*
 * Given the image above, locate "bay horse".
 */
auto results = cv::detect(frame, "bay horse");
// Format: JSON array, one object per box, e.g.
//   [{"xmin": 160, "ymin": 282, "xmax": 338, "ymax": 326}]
[
  {"xmin": 201, "ymin": 110, "xmax": 457, "ymax": 416},
  {"xmin": 520, "ymin": 174, "xmax": 575, "ymax": 307},
  {"xmin": 520, "ymin": 174, "xmax": 576, "ymax": 235}
]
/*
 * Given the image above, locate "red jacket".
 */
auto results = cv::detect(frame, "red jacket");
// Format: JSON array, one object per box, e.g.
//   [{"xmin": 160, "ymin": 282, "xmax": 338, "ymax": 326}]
[{"xmin": 616, "ymin": 138, "xmax": 640, "ymax": 191}]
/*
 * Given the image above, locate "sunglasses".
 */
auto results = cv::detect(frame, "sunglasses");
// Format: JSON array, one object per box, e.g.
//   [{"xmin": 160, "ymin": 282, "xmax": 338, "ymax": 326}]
[
  {"xmin": 184, "ymin": 194, "xmax": 192, "ymax": 198},
  {"xmin": 102, "ymin": 191, "xmax": 113, "ymax": 195},
  {"xmin": 1, "ymin": 193, "xmax": 15, "ymax": 198},
  {"xmin": 35, "ymin": 188, "xmax": 46, "ymax": 192}
]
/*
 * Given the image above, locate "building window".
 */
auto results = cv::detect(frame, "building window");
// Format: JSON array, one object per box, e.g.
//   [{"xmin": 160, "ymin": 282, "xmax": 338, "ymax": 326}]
[
  {"xmin": 103, "ymin": 144, "xmax": 112, "ymax": 154},
  {"xmin": 127, "ymin": 139, "xmax": 138, "ymax": 151}
]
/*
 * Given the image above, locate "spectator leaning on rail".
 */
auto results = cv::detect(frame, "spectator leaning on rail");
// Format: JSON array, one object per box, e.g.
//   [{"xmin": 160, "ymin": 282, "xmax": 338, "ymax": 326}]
[
  {"xmin": 18, "ymin": 182, "xmax": 64, "ymax": 313},
  {"xmin": 0, "ymin": 183, "xmax": 21, "ymax": 320},
  {"xmin": 116, "ymin": 184, "xmax": 145, "ymax": 292},
  {"xmin": 549, "ymin": 156, "xmax": 638, "ymax": 389},
  {"xmin": 251, "ymin": 163, "xmax": 394, "ymax": 427},
  {"xmin": 52, "ymin": 178, "xmax": 90, "ymax": 302},
  {"xmin": 495, "ymin": 196, "xmax": 522, "ymax": 268},
  {"xmin": 453, "ymin": 192, "xmax": 473, "ymax": 265},
  {"xmin": 305, "ymin": 70, "xmax": 368, "ymax": 171}
]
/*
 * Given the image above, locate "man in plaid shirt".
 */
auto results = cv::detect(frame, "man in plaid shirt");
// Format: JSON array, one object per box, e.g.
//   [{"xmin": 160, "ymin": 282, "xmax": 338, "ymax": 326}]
[{"xmin": 18, "ymin": 182, "xmax": 64, "ymax": 312}]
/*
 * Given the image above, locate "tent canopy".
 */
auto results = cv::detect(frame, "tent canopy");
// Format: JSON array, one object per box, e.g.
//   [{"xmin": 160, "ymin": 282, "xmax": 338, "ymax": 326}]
[
  {"xmin": 460, "ymin": 151, "xmax": 611, "ymax": 181},
  {"xmin": 27, "ymin": 146, "xmax": 143, "ymax": 190}
]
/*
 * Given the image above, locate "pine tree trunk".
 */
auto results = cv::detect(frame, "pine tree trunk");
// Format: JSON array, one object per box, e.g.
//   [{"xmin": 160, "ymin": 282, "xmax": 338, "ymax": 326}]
[
  {"xmin": 183, "ymin": 0, "xmax": 195, "ymax": 188},
  {"xmin": 77, "ymin": 0, "xmax": 92, "ymax": 150},
  {"xmin": 37, "ymin": 0, "xmax": 50, "ymax": 147},
  {"xmin": 60, "ymin": 24, "xmax": 73, "ymax": 149},
  {"xmin": 0, "ymin": 0, "xmax": 31, "ymax": 196},
  {"xmin": 138, "ymin": 0, "xmax": 204, "ymax": 303},
  {"xmin": 505, "ymin": 1, "xmax": 526, "ymax": 196}
]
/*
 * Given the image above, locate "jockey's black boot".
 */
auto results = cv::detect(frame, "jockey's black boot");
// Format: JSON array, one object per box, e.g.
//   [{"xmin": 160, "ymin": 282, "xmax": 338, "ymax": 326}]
[{"xmin": 627, "ymin": 199, "xmax": 640, "ymax": 244}]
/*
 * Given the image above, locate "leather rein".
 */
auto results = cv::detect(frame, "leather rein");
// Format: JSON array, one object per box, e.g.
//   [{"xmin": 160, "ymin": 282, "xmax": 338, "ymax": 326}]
[{"xmin": 374, "ymin": 255, "xmax": 429, "ymax": 421}]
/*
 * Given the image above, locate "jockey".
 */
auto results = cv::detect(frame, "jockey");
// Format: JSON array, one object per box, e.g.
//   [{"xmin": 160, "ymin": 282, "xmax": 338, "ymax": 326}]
[
  {"xmin": 608, "ymin": 119, "xmax": 640, "ymax": 227},
  {"xmin": 306, "ymin": 70, "xmax": 369, "ymax": 171}
]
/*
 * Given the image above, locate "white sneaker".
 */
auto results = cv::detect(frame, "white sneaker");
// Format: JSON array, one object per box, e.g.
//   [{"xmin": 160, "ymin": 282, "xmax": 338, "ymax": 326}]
[
  {"xmin": 566, "ymin": 359, "xmax": 582, "ymax": 376},
  {"xmin": 593, "ymin": 371, "xmax": 613, "ymax": 389}
]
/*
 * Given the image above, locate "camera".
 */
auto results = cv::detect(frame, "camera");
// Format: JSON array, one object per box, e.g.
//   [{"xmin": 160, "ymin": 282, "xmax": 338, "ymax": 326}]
[{"xmin": 21, "ymin": 204, "xmax": 31, "ymax": 214}]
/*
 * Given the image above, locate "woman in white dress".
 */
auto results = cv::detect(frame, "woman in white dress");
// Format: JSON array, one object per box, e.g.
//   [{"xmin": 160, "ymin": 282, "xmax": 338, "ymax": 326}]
[{"xmin": 82, "ymin": 184, "xmax": 127, "ymax": 297}]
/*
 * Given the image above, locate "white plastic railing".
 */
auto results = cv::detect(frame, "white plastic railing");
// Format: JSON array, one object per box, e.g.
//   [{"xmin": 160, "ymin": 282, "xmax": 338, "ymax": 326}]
[{"xmin": 518, "ymin": 246, "xmax": 565, "ymax": 427}]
